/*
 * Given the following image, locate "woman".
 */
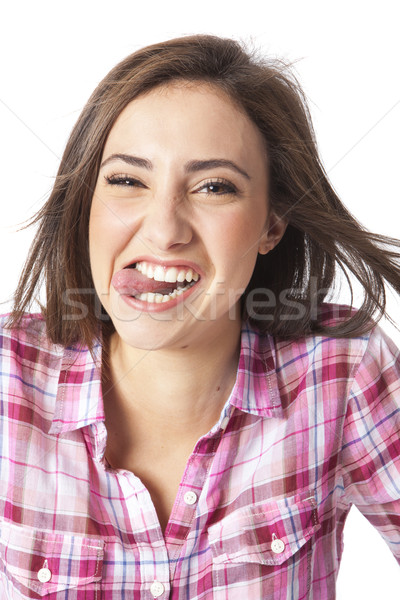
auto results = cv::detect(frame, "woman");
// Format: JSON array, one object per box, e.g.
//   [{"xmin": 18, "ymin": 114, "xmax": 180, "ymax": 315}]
[{"xmin": 1, "ymin": 34, "xmax": 399, "ymax": 599}]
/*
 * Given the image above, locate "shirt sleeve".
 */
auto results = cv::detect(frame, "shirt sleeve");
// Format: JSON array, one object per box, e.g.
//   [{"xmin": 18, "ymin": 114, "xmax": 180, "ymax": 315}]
[{"xmin": 341, "ymin": 325, "xmax": 400, "ymax": 563}]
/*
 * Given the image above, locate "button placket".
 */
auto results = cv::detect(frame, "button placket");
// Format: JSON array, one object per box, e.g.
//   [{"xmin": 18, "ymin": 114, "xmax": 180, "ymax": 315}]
[
  {"xmin": 165, "ymin": 435, "xmax": 219, "ymax": 568},
  {"xmin": 116, "ymin": 472, "xmax": 170, "ymax": 596}
]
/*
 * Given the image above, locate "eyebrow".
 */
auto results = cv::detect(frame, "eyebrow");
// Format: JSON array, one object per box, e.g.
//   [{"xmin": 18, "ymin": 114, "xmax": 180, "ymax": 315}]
[
  {"xmin": 101, "ymin": 153, "xmax": 152, "ymax": 170},
  {"xmin": 186, "ymin": 159, "xmax": 250, "ymax": 180},
  {"xmin": 100, "ymin": 153, "xmax": 251, "ymax": 180}
]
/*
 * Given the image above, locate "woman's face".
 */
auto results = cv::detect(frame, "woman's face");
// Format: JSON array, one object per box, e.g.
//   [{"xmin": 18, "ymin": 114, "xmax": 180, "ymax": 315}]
[{"xmin": 89, "ymin": 82, "xmax": 284, "ymax": 351}]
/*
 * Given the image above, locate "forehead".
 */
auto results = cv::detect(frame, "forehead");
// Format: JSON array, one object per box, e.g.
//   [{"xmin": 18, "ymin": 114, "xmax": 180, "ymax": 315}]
[{"xmin": 104, "ymin": 81, "xmax": 267, "ymax": 161}]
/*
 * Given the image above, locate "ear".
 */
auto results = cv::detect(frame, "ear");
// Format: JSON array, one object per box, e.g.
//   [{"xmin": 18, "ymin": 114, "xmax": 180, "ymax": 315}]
[{"xmin": 258, "ymin": 212, "xmax": 287, "ymax": 255}]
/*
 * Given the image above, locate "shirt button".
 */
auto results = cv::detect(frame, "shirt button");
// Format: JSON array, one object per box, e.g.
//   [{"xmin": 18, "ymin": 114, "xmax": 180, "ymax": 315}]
[
  {"xmin": 37, "ymin": 567, "xmax": 52, "ymax": 583},
  {"xmin": 150, "ymin": 581, "xmax": 165, "ymax": 597},
  {"xmin": 184, "ymin": 491, "xmax": 198, "ymax": 505},
  {"xmin": 271, "ymin": 534, "xmax": 285, "ymax": 554}
]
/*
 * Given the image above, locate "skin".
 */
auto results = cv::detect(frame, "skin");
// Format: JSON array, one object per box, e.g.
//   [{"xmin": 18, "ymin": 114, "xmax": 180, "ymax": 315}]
[{"xmin": 89, "ymin": 82, "xmax": 286, "ymax": 531}]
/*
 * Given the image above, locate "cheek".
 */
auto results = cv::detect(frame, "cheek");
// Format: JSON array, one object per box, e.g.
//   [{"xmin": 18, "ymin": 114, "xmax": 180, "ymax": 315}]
[
  {"xmin": 222, "ymin": 210, "xmax": 266, "ymax": 262},
  {"xmin": 208, "ymin": 211, "xmax": 264, "ymax": 293}
]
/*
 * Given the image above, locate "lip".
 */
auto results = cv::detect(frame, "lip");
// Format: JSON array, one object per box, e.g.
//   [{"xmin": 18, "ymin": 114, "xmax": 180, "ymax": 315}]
[
  {"xmin": 116, "ymin": 278, "xmax": 201, "ymax": 313},
  {"xmin": 113, "ymin": 255, "xmax": 204, "ymax": 313},
  {"xmin": 121, "ymin": 256, "xmax": 204, "ymax": 278}
]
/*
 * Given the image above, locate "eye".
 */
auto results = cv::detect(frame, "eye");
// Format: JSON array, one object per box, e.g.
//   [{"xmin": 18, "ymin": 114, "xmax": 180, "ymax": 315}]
[
  {"xmin": 195, "ymin": 179, "xmax": 238, "ymax": 196},
  {"xmin": 104, "ymin": 174, "xmax": 146, "ymax": 188}
]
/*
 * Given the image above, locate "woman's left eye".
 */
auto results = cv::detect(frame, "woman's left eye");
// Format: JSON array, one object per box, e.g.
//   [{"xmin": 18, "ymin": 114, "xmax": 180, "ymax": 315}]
[{"xmin": 196, "ymin": 180, "xmax": 237, "ymax": 195}]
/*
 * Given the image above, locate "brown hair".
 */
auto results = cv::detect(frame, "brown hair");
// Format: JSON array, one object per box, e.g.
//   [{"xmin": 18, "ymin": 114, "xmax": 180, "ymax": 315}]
[{"xmin": 6, "ymin": 34, "xmax": 400, "ymax": 348}]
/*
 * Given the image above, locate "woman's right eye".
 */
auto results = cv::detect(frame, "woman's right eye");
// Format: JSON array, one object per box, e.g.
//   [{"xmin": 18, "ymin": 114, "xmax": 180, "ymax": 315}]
[{"xmin": 104, "ymin": 174, "xmax": 145, "ymax": 187}]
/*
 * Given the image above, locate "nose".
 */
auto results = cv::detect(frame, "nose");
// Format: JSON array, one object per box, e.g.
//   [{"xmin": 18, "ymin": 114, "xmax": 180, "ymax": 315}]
[{"xmin": 140, "ymin": 193, "xmax": 193, "ymax": 252}]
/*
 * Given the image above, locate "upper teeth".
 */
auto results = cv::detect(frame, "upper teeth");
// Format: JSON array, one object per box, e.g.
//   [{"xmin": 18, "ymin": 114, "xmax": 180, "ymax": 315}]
[{"xmin": 135, "ymin": 261, "xmax": 199, "ymax": 283}]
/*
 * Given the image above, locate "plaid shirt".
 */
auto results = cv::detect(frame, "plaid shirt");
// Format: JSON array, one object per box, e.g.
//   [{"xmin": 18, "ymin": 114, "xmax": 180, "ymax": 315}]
[{"xmin": 1, "ymin": 306, "xmax": 399, "ymax": 599}]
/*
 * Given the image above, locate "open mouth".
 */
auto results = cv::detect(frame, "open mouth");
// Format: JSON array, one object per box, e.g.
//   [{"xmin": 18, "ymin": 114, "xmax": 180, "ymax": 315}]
[{"xmin": 122, "ymin": 261, "xmax": 200, "ymax": 304}]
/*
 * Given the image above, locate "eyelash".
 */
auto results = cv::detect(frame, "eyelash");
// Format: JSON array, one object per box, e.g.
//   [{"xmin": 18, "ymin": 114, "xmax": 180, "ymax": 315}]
[
  {"xmin": 196, "ymin": 178, "xmax": 238, "ymax": 195},
  {"xmin": 104, "ymin": 174, "xmax": 238, "ymax": 196},
  {"xmin": 105, "ymin": 174, "xmax": 143, "ymax": 187}
]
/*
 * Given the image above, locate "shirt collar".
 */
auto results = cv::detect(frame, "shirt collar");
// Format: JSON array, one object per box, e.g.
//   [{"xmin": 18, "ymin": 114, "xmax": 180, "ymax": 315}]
[
  {"xmin": 229, "ymin": 322, "xmax": 283, "ymax": 418},
  {"xmin": 48, "ymin": 340, "xmax": 105, "ymax": 435},
  {"xmin": 48, "ymin": 321, "xmax": 283, "ymax": 435}
]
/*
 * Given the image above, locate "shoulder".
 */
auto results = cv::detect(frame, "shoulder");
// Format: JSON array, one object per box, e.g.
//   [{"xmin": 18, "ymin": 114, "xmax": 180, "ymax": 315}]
[
  {"xmin": 0, "ymin": 312, "xmax": 63, "ymax": 362},
  {"xmin": 250, "ymin": 303, "xmax": 399, "ymax": 397},
  {"xmin": 0, "ymin": 313, "xmax": 103, "ymax": 435},
  {"xmin": 315, "ymin": 303, "xmax": 399, "ymax": 374},
  {"xmin": 0, "ymin": 314, "xmax": 65, "ymax": 422},
  {"xmin": 274, "ymin": 303, "xmax": 396, "ymax": 366},
  {"xmin": 0, "ymin": 312, "xmax": 103, "ymax": 380}
]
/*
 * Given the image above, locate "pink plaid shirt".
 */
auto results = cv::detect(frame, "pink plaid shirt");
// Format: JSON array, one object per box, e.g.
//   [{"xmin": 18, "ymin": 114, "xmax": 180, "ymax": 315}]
[{"xmin": 1, "ymin": 305, "xmax": 400, "ymax": 599}]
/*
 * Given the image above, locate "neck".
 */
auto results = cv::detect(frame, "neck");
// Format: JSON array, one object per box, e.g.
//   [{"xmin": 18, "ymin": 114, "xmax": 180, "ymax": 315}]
[{"xmin": 102, "ymin": 320, "xmax": 242, "ymax": 436}]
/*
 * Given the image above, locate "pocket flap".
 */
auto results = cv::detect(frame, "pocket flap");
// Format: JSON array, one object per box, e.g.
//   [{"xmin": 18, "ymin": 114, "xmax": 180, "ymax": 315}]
[
  {"xmin": 0, "ymin": 520, "xmax": 104, "ymax": 597},
  {"xmin": 208, "ymin": 489, "xmax": 320, "ymax": 566}
]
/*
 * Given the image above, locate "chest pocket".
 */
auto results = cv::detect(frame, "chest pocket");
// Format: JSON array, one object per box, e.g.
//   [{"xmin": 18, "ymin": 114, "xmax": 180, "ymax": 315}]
[
  {"xmin": 207, "ymin": 489, "xmax": 320, "ymax": 596},
  {"xmin": 0, "ymin": 520, "xmax": 104, "ymax": 598}
]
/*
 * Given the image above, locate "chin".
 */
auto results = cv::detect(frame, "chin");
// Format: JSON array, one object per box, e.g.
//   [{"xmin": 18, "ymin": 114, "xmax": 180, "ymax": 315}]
[{"xmin": 111, "ymin": 318, "xmax": 186, "ymax": 352}]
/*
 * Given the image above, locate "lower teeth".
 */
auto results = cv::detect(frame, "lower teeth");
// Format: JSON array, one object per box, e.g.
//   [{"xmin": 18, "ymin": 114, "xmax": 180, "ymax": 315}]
[{"xmin": 135, "ymin": 282, "xmax": 195, "ymax": 303}]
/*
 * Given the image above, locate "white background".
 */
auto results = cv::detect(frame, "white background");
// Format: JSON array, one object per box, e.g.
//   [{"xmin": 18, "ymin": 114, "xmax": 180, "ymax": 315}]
[{"xmin": 1, "ymin": 1, "xmax": 399, "ymax": 597}]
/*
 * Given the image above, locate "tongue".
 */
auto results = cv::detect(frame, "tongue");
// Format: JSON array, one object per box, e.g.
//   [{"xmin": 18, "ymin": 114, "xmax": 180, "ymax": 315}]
[{"xmin": 112, "ymin": 268, "xmax": 179, "ymax": 296}]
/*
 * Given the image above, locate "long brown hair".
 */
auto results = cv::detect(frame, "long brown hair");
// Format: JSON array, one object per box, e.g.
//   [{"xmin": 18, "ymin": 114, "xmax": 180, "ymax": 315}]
[{"xmin": 6, "ymin": 34, "xmax": 400, "ymax": 349}]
